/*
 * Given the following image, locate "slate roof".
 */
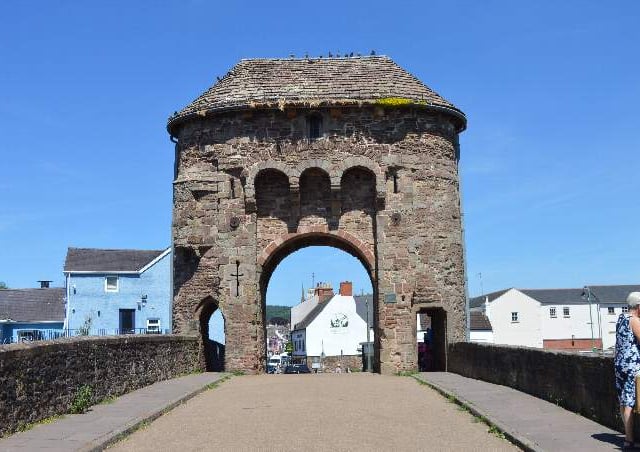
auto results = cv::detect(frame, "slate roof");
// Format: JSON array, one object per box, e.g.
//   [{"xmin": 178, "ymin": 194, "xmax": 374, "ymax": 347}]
[
  {"xmin": 469, "ymin": 285, "xmax": 640, "ymax": 307},
  {"xmin": 469, "ymin": 289, "xmax": 511, "ymax": 309},
  {"xmin": 587, "ymin": 285, "xmax": 640, "ymax": 304},
  {"xmin": 64, "ymin": 248, "xmax": 166, "ymax": 273},
  {"xmin": 469, "ymin": 312, "xmax": 492, "ymax": 331},
  {"xmin": 293, "ymin": 301, "xmax": 330, "ymax": 331},
  {"xmin": 0, "ymin": 288, "xmax": 65, "ymax": 322},
  {"xmin": 520, "ymin": 288, "xmax": 587, "ymax": 305},
  {"xmin": 167, "ymin": 56, "xmax": 466, "ymax": 134},
  {"xmin": 355, "ymin": 294, "xmax": 374, "ymax": 328}
]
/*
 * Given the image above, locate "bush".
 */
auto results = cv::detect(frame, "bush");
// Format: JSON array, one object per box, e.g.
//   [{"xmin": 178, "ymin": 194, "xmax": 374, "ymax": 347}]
[{"xmin": 70, "ymin": 385, "xmax": 93, "ymax": 414}]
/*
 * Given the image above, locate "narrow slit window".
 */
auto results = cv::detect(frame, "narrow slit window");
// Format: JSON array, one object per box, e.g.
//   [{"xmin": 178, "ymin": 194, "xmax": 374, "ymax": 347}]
[{"xmin": 307, "ymin": 115, "xmax": 322, "ymax": 140}]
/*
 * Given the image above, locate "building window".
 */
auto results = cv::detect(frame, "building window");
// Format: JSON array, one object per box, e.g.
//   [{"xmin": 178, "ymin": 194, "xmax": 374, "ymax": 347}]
[
  {"xmin": 146, "ymin": 319, "xmax": 160, "ymax": 334},
  {"xmin": 18, "ymin": 330, "xmax": 43, "ymax": 342},
  {"xmin": 563, "ymin": 307, "xmax": 570, "ymax": 318},
  {"xmin": 105, "ymin": 276, "xmax": 119, "ymax": 292},
  {"xmin": 550, "ymin": 307, "xmax": 556, "ymax": 318},
  {"xmin": 307, "ymin": 114, "xmax": 322, "ymax": 140},
  {"xmin": 608, "ymin": 307, "xmax": 615, "ymax": 315},
  {"xmin": 511, "ymin": 312, "xmax": 518, "ymax": 322},
  {"xmin": 623, "ymin": 306, "xmax": 629, "ymax": 314}
]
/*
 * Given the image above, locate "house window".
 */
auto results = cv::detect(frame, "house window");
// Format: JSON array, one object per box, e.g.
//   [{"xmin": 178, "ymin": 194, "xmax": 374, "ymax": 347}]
[
  {"xmin": 550, "ymin": 307, "xmax": 556, "ymax": 318},
  {"xmin": 307, "ymin": 114, "xmax": 322, "ymax": 140},
  {"xmin": 623, "ymin": 306, "xmax": 629, "ymax": 314},
  {"xmin": 511, "ymin": 312, "xmax": 518, "ymax": 322},
  {"xmin": 105, "ymin": 276, "xmax": 119, "ymax": 292},
  {"xmin": 18, "ymin": 330, "xmax": 43, "ymax": 342},
  {"xmin": 146, "ymin": 319, "xmax": 161, "ymax": 334},
  {"xmin": 563, "ymin": 307, "xmax": 570, "ymax": 318},
  {"xmin": 608, "ymin": 307, "xmax": 615, "ymax": 315}
]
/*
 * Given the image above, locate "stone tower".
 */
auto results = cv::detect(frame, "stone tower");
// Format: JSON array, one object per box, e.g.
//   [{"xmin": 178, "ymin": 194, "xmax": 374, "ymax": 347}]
[{"xmin": 167, "ymin": 56, "xmax": 467, "ymax": 374}]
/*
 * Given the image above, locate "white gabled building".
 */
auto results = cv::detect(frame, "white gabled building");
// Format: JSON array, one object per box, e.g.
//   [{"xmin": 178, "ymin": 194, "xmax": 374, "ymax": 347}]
[
  {"xmin": 469, "ymin": 284, "xmax": 640, "ymax": 351},
  {"xmin": 291, "ymin": 281, "xmax": 374, "ymax": 371}
]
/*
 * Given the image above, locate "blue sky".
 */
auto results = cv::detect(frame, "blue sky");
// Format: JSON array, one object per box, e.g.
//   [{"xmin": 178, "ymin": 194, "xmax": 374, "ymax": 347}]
[{"xmin": 0, "ymin": 1, "xmax": 638, "ymax": 301}]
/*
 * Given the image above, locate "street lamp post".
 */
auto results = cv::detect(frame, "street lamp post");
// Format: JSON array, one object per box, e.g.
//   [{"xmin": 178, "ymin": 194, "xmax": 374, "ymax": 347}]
[{"xmin": 583, "ymin": 286, "xmax": 596, "ymax": 352}]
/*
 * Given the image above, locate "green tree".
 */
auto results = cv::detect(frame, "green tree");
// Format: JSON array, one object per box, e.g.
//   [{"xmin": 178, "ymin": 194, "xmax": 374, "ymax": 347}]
[{"xmin": 0, "ymin": 281, "xmax": 7, "ymax": 289}]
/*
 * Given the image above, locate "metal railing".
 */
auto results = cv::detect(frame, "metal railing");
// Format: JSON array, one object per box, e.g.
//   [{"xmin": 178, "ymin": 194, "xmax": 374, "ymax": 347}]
[{"xmin": 1, "ymin": 328, "xmax": 170, "ymax": 344}]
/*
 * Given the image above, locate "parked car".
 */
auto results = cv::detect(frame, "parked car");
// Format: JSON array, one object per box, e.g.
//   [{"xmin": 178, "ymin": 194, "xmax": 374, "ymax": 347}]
[{"xmin": 284, "ymin": 364, "xmax": 311, "ymax": 374}]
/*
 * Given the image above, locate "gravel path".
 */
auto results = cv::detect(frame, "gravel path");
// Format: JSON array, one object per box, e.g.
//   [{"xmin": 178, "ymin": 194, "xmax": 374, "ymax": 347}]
[{"xmin": 110, "ymin": 373, "xmax": 518, "ymax": 451}]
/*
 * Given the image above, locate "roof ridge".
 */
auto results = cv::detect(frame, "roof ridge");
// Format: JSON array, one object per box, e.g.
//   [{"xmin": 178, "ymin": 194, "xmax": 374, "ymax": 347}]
[
  {"xmin": 520, "ymin": 287, "xmax": 583, "ymax": 291},
  {"xmin": 239, "ymin": 55, "xmax": 390, "ymax": 62}
]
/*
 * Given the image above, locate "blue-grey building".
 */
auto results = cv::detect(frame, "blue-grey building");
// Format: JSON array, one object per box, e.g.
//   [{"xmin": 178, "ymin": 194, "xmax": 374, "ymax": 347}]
[
  {"xmin": 0, "ymin": 284, "xmax": 65, "ymax": 343},
  {"xmin": 64, "ymin": 247, "xmax": 171, "ymax": 335}
]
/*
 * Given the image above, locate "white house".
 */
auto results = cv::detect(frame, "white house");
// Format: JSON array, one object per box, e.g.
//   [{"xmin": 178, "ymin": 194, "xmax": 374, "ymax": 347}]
[
  {"xmin": 587, "ymin": 285, "xmax": 640, "ymax": 350},
  {"xmin": 291, "ymin": 282, "xmax": 374, "ymax": 371},
  {"xmin": 470, "ymin": 285, "xmax": 640, "ymax": 351}
]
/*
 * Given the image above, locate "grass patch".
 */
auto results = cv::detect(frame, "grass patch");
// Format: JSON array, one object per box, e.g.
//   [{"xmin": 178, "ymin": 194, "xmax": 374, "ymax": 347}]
[
  {"xmin": 395, "ymin": 370, "xmax": 418, "ymax": 377},
  {"xmin": 205, "ymin": 374, "xmax": 232, "ymax": 390},
  {"xmin": 15, "ymin": 414, "xmax": 65, "ymax": 433},
  {"xmin": 231, "ymin": 370, "xmax": 245, "ymax": 376}
]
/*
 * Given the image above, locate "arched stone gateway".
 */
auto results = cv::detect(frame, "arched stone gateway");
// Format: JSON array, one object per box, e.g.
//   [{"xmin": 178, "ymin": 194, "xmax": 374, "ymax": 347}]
[{"xmin": 168, "ymin": 56, "xmax": 467, "ymax": 374}]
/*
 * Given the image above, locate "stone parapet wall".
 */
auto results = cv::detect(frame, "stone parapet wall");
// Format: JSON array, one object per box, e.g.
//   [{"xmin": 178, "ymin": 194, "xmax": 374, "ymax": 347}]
[
  {"xmin": 0, "ymin": 335, "xmax": 199, "ymax": 438},
  {"xmin": 305, "ymin": 355, "xmax": 362, "ymax": 373},
  {"xmin": 448, "ymin": 342, "xmax": 619, "ymax": 430}
]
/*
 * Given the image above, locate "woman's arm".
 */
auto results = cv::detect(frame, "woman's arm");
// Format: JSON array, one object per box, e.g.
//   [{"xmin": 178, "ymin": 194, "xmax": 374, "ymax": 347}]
[{"xmin": 630, "ymin": 316, "xmax": 640, "ymax": 342}]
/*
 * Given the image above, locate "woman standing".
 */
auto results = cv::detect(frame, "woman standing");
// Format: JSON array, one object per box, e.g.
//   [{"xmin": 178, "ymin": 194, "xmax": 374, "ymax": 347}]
[{"xmin": 615, "ymin": 292, "xmax": 640, "ymax": 450}]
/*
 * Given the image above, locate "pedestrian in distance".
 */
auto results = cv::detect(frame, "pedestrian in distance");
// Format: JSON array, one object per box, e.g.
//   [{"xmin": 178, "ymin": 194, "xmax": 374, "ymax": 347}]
[{"xmin": 615, "ymin": 292, "xmax": 640, "ymax": 450}]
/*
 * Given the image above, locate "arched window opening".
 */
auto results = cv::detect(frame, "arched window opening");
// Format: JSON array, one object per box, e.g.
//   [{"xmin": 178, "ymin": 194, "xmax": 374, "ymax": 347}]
[
  {"xmin": 263, "ymin": 245, "xmax": 375, "ymax": 374},
  {"xmin": 340, "ymin": 167, "xmax": 376, "ymax": 215},
  {"xmin": 299, "ymin": 168, "xmax": 331, "ymax": 222},
  {"xmin": 255, "ymin": 169, "xmax": 291, "ymax": 221}
]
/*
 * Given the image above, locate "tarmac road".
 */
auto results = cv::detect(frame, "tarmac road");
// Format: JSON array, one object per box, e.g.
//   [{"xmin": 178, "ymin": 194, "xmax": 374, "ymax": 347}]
[{"xmin": 110, "ymin": 373, "xmax": 518, "ymax": 451}]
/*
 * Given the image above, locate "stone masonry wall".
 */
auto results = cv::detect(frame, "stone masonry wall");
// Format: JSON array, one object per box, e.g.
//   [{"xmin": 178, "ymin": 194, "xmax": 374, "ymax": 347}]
[
  {"xmin": 305, "ymin": 355, "xmax": 363, "ymax": 373},
  {"xmin": 448, "ymin": 342, "xmax": 620, "ymax": 431},
  {"xmin": 0, "ymin": 335, "xmax": 199, "ymax": 438},
  {"xmin": 172, "ymin": 105, "xmax": 466, "ymax": 374}
]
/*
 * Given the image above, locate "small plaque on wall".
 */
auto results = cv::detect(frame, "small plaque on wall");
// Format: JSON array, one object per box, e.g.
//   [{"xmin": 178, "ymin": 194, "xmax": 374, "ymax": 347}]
[{"xmin": 384, "ymin": 293, "xmax": 397, "ymax": 304}]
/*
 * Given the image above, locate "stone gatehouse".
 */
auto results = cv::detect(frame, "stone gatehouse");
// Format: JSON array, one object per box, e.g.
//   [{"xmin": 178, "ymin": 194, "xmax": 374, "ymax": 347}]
[{"xmin": 167, "ymin": 55, "xmax": 467, "ymax": 374}]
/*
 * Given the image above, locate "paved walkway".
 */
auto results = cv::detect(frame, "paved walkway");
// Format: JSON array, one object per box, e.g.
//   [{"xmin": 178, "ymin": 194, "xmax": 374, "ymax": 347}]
[
  {"xmin": 415, "ymin": 372, "xmax": 623, "ymax": 452},
  {"xmin": 110, "ymin": 373, "xmax": 517, "ymax": 451},
  {"xmin": 0, "ymin": 373, "xmax": 227, "ymax": 452}
]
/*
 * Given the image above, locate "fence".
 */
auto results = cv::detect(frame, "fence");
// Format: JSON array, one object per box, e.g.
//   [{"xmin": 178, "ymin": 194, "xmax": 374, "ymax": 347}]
[{"xmin": 1, "ymin": 327, "xmax": 171, "ymax": 344}]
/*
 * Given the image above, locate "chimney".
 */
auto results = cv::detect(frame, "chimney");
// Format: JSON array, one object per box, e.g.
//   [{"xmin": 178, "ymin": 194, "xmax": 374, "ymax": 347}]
[
  {"xmin": 339, "ymin": 281, "xmax": 353, "ymax": 296},
  {"xmin": 38, "ymin": 280, "xmax": 52, "ymax": 288},
  {"xmin": 314, "ymin": 282, "xmax": 334, "ymax": 302}
]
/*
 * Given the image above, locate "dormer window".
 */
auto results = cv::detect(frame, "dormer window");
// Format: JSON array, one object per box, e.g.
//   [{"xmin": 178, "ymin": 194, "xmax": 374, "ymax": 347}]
[{"xmin": 307, "ymin": 114, "xmax": 322, "ymax": 141}]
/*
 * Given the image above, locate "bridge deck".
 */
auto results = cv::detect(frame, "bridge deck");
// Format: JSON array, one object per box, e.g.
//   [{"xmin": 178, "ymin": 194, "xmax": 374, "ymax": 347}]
[
  {"xmin": 415, "ymin": 372, "xmax": 621, "ymax": 451},
  {"xmin": 0, "ymin": 372, "xmax": 622, "ymax": 451}
]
